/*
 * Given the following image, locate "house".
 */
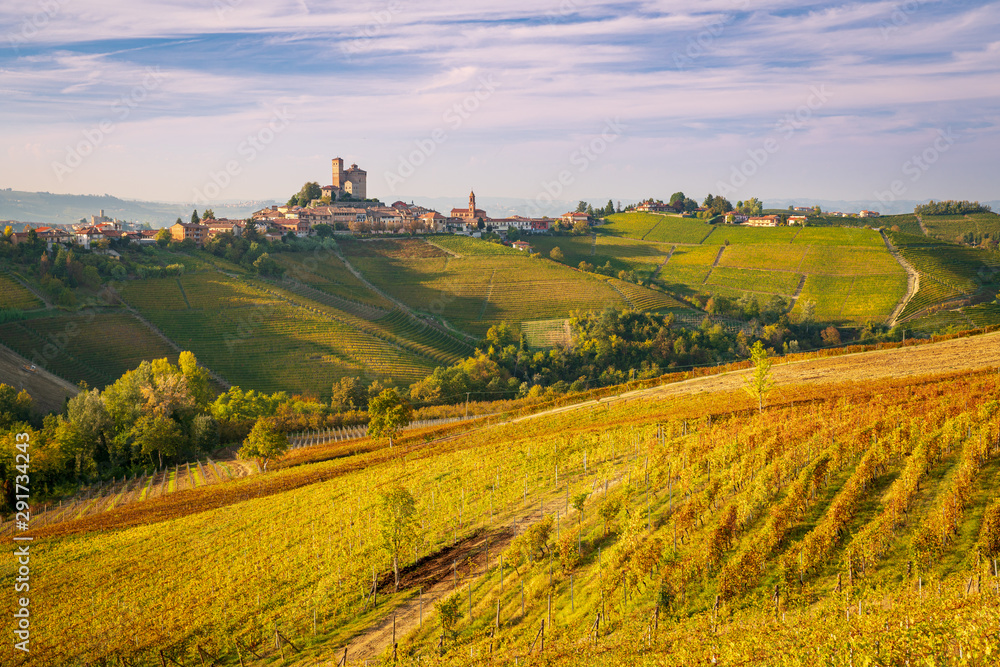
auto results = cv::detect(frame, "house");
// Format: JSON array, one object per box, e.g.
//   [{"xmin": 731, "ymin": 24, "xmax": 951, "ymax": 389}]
[
  {"xmin": 745, "ymin": 215, "xmax": 781, "ymax": 227},
  {"xmin": 560, "ymin": 212, "xmax": 591, "ymax": 226},
  {"xmin": 204, "ymin": 219, "xmax": 244, "ymax": 237},
  {"xmin": 137, "ymin": 230, "xmax": 159, "ymax": 246},
  {"xmin": 170, "ymin": 221, "xmax": 209, "ymax": 246},
  {"xmin": 859, "ymin": 210, "xmax": 880, "ymax": 218},
  {"xmin": 419, "ymin": 211, "xmax": 448, "ymax": 232},
  {"xmin": 75, "ymin": 226, "xmax": 107, "ymax": 249},
  {"xmin": 723, "ymin": 211, "xmax": 748, "ymax": 224},
  {"xmin": 512, "ymin": 241, "xmax": 531, "ymax": 251},
  {"xmin": 788, "ymin": 216, "xmax": 807, "ymax": 225},
  {"xmin": 636, "ymin": 201, "xmax": 674, "ymax": 213},
  {"xmin": 530, "ymin": 219, "xmax": 550, "ymax": 233},
  {"xmin": 274, "ymin": 219, "xmax": 312, "ymax": 237}
]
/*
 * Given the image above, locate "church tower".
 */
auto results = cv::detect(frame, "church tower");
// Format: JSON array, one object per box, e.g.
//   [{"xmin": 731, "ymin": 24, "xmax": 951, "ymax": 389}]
[{"xmin": 469, "ymin": 190, "xmax": 476, "ymax": 217}]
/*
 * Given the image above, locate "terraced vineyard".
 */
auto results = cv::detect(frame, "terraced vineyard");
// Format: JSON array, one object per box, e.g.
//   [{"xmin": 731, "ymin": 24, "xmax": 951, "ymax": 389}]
[
  {"xmin": 272, "ymin": 252, "xmax": 396, "ymax": 309},
  {"xmin": 121, "ymin": 272, "xmax": 442, "ymax": 393},
  {"xmin": 607, "ymin": 278, "xmax": 688, "ymax": 311},
  {"xmin": 520, "ymin": 318, "xmax": 570, "ymax": 348},
  {"xmin": 9, "ymin": 348, "xmax": 1000, "ymax": 667},
  {"xmin": 921, "ymin": 212, "xmax": 1000, "ymax": 243},
  {"xmin": 0, "ymin": 312, "xmax": 178, "ymax": 387},
  {"xmin": 703, "ymin": 224, "xmax": 801, "ymax": 245},
  {"xmin": 0, "ymin": 271, "xmax": 44, "ymax": 310}
]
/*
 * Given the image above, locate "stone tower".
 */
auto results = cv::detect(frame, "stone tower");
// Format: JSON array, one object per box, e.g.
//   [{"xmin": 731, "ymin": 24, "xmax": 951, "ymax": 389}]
[
  {"xmin": 332, "ymin": 158, "xmax": 345, "ymax": 191},
  {"xmin": 469, "ymin": 190, "xmax": 476, "ymax": 216}
]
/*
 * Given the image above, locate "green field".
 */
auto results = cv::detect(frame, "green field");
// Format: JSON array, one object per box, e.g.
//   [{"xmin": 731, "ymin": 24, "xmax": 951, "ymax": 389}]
[
  {"xmin": 0, "ymin": 311, "xmax": 179, "ymax": 387},
  {"xmin": 705, "ymin": 266, "xmax": 802, "ymax": 295},
  {"xmin": 703, "ymin": 224, "xmax": 801, "ymax": 245},
  {"xmin": 798, "ymin": 246, "xmax": 903, "ymax": 276},
  {"xmin": 520, "ymin": 318, "xmax": 570, "ymax": 348},
  {"xmin": 920, "ymin": 212, "xmax": 1000, "ymax": 244},
  {"xmin": 716, "ymin": 244, "xmax": 807, "ymax": 272},
  {"xmin": 790, "ymin": 226, "xmax": 883, "ymax": 246},
  {"xmin": 879, "ymin": 213, "xmax": 925, "ymax": 236},
  {"xmin": 121, "ymin": 272, "xmax": 452, "ymax": 393},
  {"xmin": 601, "ymin": 212, "xmax": 711, "ymax": 244},
  {"xmin": 0, "ymin": 271, "xmax": 44, "ymax": 310}
]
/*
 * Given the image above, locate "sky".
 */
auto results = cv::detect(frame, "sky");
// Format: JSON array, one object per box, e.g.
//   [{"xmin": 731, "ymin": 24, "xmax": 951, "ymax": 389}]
[{"xmin": 1, "ymin": 0, "xmax": 998, "ymax": 209}]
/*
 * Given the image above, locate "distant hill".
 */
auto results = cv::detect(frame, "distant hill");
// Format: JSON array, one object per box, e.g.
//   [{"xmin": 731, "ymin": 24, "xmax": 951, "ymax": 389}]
[{"xmin": 0, "ymin": 189, "xmax": 276, "ymax": 227}]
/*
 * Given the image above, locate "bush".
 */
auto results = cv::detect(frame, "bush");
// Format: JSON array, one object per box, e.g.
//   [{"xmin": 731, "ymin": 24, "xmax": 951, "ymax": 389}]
[{"xmin": 435, "ymin": 592, "xmax": 462, "ymax": 639}]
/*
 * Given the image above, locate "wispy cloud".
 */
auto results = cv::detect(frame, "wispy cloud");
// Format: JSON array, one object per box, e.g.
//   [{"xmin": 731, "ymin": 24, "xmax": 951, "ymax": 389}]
[{"xmin": 0, "ymin": 0, "xmax": 997, "ymax": 204}]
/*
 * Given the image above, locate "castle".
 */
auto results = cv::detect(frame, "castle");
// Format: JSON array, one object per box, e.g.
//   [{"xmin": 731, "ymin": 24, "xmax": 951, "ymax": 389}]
[{"xmin": 322, "ymin": 158, "xmax": 367, "ymax": 200}]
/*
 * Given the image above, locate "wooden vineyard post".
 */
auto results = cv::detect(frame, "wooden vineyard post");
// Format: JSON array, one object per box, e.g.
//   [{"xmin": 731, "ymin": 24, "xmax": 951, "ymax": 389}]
[
  {"xmin": 548, "ymin": 593, "xmax": 552, "ymax": 629},
  {"xmin": 496, "ymin": 598, "xmax": 501, "ymax": 629},
  {"xmin": 713, "ymin": 595, "xmax": 720, "ymax": 633},
  {"xmin": 571, "ymin": 574, "xmax": 575, "ymax": 612},
  {"xmin": 773, "ymin": 585, "xmax": 780, "ymax": 621},
  {"xmin": 420, "ymin": 588, "xmax": 423, "ymax": 627},
  {"xmin": 469, "ymin": 583, "xmax": 472, "ymax": 621},
  {"xmin": 521, "ymin": 579, "xmax": 525, "ymax": 617}
]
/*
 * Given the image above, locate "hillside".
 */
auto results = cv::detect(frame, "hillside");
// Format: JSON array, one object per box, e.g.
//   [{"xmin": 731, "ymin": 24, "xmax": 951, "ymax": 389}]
[{"xmin": 4, "ymin": 334, "xmax": 999, "ymax": 666}]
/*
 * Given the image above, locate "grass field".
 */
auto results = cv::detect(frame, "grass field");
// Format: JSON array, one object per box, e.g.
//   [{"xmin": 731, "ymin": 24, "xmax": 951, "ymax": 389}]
[{"xmin": 8, "ymin": 349, "xmax": 1000, "ymax": 667}]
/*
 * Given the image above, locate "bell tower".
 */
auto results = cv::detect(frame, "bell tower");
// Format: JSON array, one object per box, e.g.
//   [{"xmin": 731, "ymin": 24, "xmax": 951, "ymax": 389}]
[{"xmin": 469, "ymin": 190, "xmax": 476, "ymax": 217}]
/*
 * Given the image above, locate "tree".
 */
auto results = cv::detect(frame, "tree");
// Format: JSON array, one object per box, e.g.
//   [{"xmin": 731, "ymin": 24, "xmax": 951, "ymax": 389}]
[
  {"xmin": 288, "ymin": 182, "xmax": 322, "ymax": 207},
  {"xmin": 743, "ymin": 340, "xmax": 773, "ymax": 414},
  {"xmin": 156, "ymin": 228, "xmax": 171, "ymax": 247},
  {"xmin": 550, "ymin": 246, "xmax": 564, "ymax": 262},
  {"xmin": 368, "ymin": 388, "xmax": 412, "ymax": 447},
  {"xmin": 669, "ymin": 192, "xmax": 686, "ymax": 210},
  {"xmin": 131, "ymin": 414, "xmax": 185, "ymax": 468},
  {"xmin": 575, "ymin": 201, "xmax": 589, "ymax": 213},
  {"xmin": 821, "ymin": 326, "xmax": 841, "ymax": 347},
  {"xmin": 191, "ymin": 210, "xmax": 200, "ymax": 224},
  {"xmin": 378, "ymin": 485, "xmax": 419, "ymax": 590},
  {"xmin": 201, "ymin": 209, "xmax": 216, "ymax": 220},
  {"xmin": 573, "ymin": 220, "xmax": 590, "ymax": 234},
  {"xmin": 800, "ymin": 299, "xmax": 816, "ymax": 331},
  {"xmin": 0, "ymin": 384, "xmax": 32, "ymax": 430},
  {"xmin": 331, "ymin": 377, "xmax": 367, "ymax": 411},
  {"xmin": 238, "ymin": 418, "xmax": 288, "ymax": 471}
]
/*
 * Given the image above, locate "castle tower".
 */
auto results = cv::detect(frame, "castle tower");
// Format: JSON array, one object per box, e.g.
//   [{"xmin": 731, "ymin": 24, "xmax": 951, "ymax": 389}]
[{"xmin": 332, "ymin": 158, "xmax": 345, "ymax": 192}]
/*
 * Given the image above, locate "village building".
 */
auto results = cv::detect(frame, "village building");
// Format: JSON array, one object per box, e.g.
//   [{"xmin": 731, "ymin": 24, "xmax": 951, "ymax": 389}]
[
  {"xmin": 451, "ymin": 191, "xmax": 488, "ymax": 221},
  {"xmin": 745, "ymin": 215, "xmax": 782, "ymax": 227},
  {"xmin": 170, "ymin": 221, "xmax": 209, "ymax": 246}
]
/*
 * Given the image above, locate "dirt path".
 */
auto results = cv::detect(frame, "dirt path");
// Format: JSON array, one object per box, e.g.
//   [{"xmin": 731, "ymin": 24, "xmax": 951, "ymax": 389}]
[
  {"xmin": 342, "ymin": 493, "xmax": 574, "ymax": 663},
  {"xmin": 881, "ymin": 229, "xmax": 920, "ymax": 326},
  {"xmin": 702, "ymin": 246, "xmax": 726, "ymax": 284},
  {"xmin": 916, "ymin": 213, "xmax": 930, "ymax": 236},
  {"xmin": 789, "ymin": 275, "xmax": 807, "ymax": 306},
  {"xmin": 650, "ymin": 246, "xmax": 676, "ymax": 280}
]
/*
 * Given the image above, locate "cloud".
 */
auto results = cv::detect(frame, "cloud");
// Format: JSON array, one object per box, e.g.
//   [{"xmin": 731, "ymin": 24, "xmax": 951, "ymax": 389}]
[{"xmin": 0, "ymin": 0, "xmax": 997, "ymax": 203}]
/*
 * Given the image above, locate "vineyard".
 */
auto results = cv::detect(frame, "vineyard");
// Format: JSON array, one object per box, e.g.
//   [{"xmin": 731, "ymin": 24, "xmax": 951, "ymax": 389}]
[
  {"xmin": 4, "ymin": 347, "xmax": 999, "ymax": 666},
  {"xmin": 0, "ymin": 271, "xmax": 44, "ymax": 310},
  {"xmin": 601, "ymin": 212, "xmax": 712, "ymax": 244},
  {"xmin": 0, "ymin": 311, "xmax": 179, "ymax": 387},
  {"xmin": 121, "ymin": 272, "xmax": 444, "ymax": 393},
  {"xmin": 921, "ymin": 212, "xmax": 1000, "ymax": 243}
]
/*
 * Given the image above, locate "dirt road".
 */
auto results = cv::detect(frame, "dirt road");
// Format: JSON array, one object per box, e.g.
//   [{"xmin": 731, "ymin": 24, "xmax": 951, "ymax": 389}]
[{"xmin": 0, "ymin": 342, "xmax": 78, "ymax": 413}]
